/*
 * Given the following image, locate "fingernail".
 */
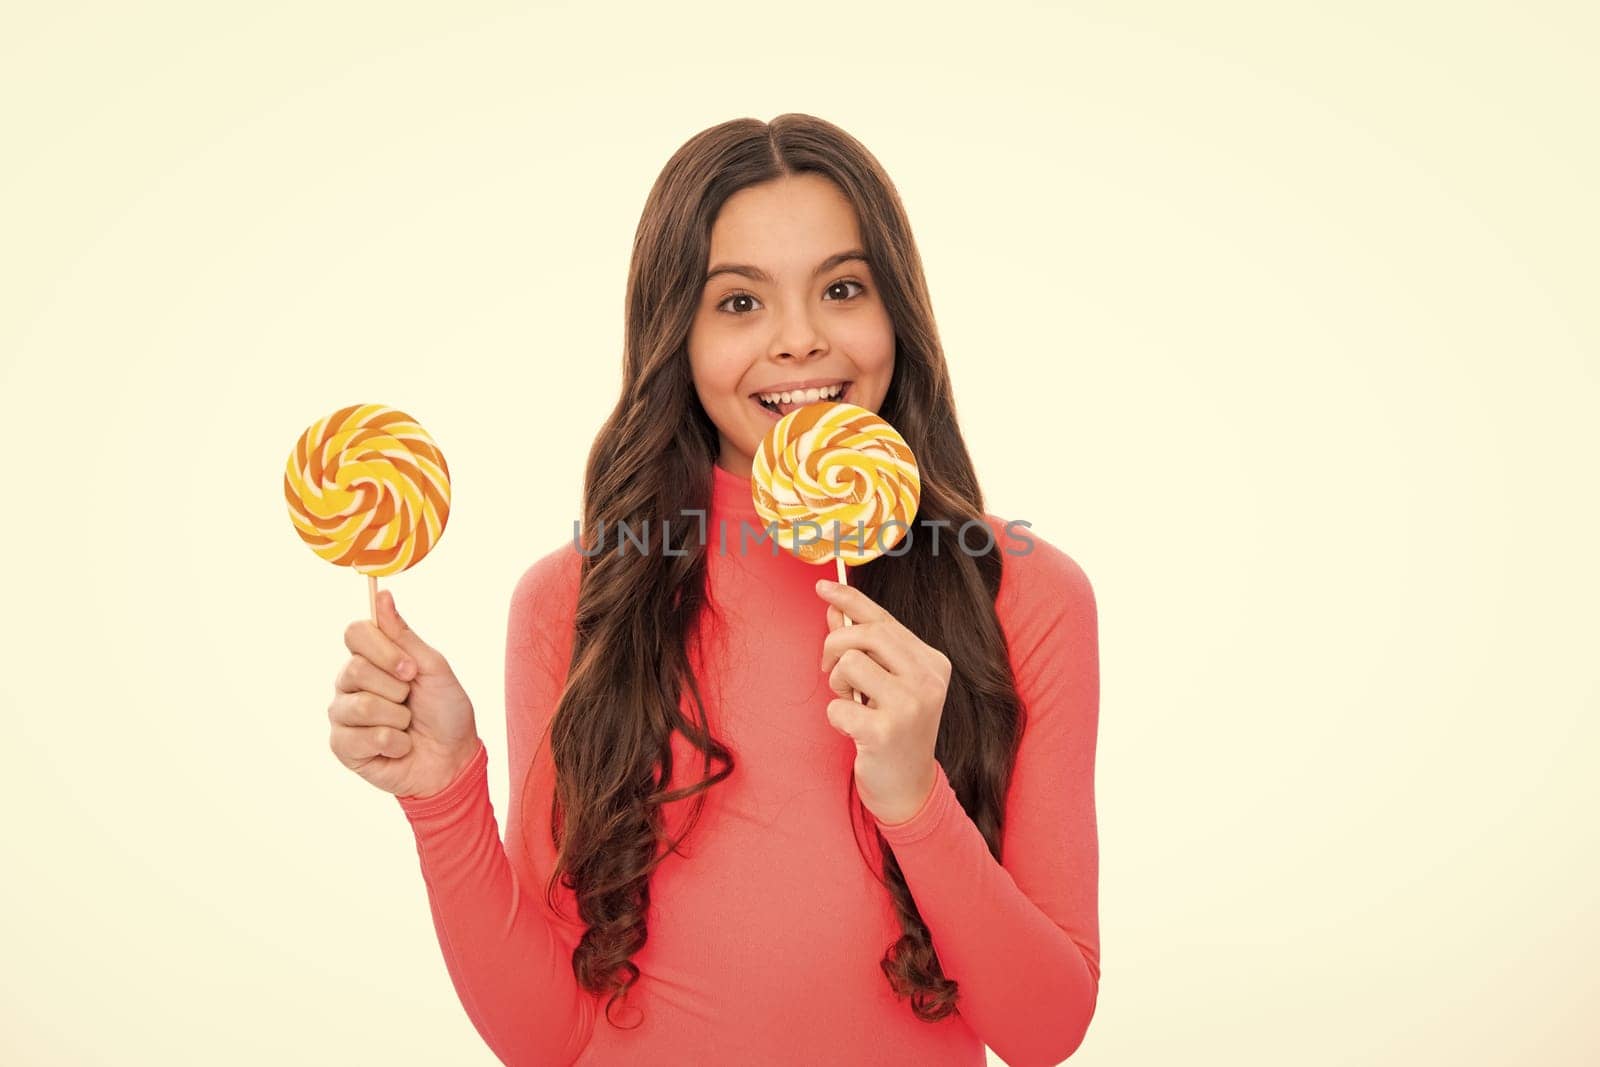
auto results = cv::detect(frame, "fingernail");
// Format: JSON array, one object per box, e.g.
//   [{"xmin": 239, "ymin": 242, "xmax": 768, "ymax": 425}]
[
  {"xmin": 816, "ymin": 579, "xmax": 836, "ymax": 591},
  {"xmin": 397, "ymin": 658, "xmax": 415, "ymax": 679}
]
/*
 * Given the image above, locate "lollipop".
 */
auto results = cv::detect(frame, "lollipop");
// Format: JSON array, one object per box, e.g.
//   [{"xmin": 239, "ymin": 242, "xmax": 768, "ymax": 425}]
[
  {"xmin": 284, "ymin": 403, "xmax": 451, "ymax": 622},
  {"xmin": 752, "ymin": 400, "xmax": 921, "ymax": 704}
]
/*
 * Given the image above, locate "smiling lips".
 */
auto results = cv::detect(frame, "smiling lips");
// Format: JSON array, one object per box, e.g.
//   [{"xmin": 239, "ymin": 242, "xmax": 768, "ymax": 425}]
[{"xmin": 753, "ymin": 381, "xmax": 850, "ymax": 417}]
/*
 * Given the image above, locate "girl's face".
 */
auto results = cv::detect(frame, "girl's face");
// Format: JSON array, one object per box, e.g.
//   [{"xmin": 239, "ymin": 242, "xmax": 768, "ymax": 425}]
[{"xmin": 687, "ymin": 173, "xmax": 896, "ymax": 478}]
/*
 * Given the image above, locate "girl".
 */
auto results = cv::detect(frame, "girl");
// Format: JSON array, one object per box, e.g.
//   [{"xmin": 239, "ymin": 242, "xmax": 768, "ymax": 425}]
[{"xmin": 328, "ymin": 114, "xmax": 1100, "ymax": 1067}]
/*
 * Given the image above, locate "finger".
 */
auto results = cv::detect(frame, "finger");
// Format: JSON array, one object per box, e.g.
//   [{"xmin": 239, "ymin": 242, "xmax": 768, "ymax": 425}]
[
  {"xmin": 825, "ymin": 603, "xmax": 845, "ymax": 632},
  {"xmin": 331, "ymin": 723, "xmax": 414, "ymax": 764},
  {"xmin": 828, "ymin": 647, "xmax": 896, "ymax": 705},
  {"xmin": 375, "ymin": 590, "xmax": 438, "ymax": 674},
  {"xmin": 334, "ymin": 654, "xmax": 412, "ymax": 703},
  {"xmin": 821, "ymin": 621, "xmax": 915, "ymax": 676},
  {"xmin": 328, "ymin": 689, "xmax": 413, "ymax": 732},
  {"xmin": 344, "ymin": 618, "xmax": 416, "ymax": 682},
  {"xmin": 814, "ymin": 579, "xmax": 892, "ymax": 625},
  {"xmin": 824, "ymin": 696, "xmax": 872, "ymax": 740}
]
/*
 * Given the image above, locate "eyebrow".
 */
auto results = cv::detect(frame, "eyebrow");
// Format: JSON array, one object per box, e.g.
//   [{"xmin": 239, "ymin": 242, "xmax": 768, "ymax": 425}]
[{"xmin": 703, "ymin": 249, "xmax": 869, "ymax": 287}]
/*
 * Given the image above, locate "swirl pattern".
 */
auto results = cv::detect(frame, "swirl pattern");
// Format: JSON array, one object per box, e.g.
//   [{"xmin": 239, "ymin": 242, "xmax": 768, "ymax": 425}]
[
  {"xmin": 284, "ymin": 403, "xmax": 451, "ymax": 577},
  {"xmin": 751, "ymin": 401, "xmax": 921, "ymax": 565}
]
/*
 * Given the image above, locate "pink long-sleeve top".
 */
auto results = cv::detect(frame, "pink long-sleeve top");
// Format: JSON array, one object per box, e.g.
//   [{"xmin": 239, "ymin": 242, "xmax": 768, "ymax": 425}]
[{"xmin": 396, "ymin": 461, "xmax": 1100, "ymax": 1066}]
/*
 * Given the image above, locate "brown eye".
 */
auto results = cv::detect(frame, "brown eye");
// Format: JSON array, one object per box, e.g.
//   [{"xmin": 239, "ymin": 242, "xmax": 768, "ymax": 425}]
[
  {"xmin": 717, "ymin": 279, "xmax": 864, "ymax": 316},
  {"xmin": 717, "ymin": 291, "xmax": 759, "ymax": 315}
]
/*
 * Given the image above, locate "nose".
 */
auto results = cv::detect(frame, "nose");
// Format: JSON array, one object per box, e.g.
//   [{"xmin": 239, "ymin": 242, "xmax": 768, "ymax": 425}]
[{"xmin": 767, "ymin": 301, "xmax": 827, "ymax": 362}]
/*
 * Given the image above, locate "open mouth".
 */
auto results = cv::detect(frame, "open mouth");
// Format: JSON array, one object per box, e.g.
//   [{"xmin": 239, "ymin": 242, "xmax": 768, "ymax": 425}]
[{"xmin": 752, "ymin": 381, "xmax": 853, "ymax": 419}]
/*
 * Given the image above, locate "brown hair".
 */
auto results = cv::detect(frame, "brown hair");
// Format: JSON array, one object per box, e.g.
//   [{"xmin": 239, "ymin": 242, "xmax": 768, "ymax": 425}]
[{"xmin": 527, "ymin": 113, "xmax": 1027, "ymax": 1029}]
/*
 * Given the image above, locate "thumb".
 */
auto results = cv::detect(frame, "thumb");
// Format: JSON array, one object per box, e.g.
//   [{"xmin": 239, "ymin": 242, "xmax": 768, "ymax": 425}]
[{"xmin": 376, "ymin": 589, "xmax": 435, "ymax": 667}]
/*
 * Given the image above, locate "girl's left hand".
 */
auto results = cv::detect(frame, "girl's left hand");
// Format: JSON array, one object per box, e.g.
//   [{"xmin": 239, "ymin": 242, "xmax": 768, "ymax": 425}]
[{"xmin": 816, "ymin": 578, "xmax": 950, "ymax": 826}]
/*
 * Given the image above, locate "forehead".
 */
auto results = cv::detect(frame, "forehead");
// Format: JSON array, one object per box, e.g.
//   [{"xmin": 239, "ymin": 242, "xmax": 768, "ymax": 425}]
[{"xmin": 707, "ymin": 173, "xmax": 862, "ymax": 263}]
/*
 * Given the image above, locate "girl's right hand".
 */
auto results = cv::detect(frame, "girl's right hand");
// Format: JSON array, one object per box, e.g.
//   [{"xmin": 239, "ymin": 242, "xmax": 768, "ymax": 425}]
[{"xmin": 328, "ymin": 588, "xmax": 482, "ymax": 799}]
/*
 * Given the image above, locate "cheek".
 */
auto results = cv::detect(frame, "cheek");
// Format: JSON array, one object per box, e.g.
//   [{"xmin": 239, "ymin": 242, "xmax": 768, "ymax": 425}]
[
  {"xmin": 687, "ymin": 330, "xmax": 745, "ymax": 399},
  {"xmin": 688, "ymin": 356, "xmax": 754, "ymax": 435},
  {"xmin": 699, "ymin": 351, "xmax": 748, "ymax": 400},
  {"xmin": 845, "ymin": 312, "xmax": 897, "ymax": 373}
]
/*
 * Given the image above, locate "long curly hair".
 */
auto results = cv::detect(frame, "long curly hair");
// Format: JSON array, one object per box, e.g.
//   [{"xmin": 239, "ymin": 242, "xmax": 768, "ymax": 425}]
[{"xmin": 526, "ymin": 113, "xmax": 1028, "ymax": 1030}]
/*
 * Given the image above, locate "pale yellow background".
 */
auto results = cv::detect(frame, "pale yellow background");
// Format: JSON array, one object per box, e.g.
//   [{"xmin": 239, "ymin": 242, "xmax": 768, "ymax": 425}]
[{"xmin": 2, "ymin": 2, "xmax": 1594, "ymax": 1064}]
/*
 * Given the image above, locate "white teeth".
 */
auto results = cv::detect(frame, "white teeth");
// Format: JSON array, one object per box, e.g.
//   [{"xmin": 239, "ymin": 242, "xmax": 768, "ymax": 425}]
[{"xmin": 759, "ymin": 383, "xmax": 845, "ymax": 405}]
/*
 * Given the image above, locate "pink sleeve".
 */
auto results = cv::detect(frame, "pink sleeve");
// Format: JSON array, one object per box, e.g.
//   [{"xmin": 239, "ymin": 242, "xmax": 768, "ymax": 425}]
[
  {"xmin": 869, "ymin": 527, "xmax": 1101, "ymax": 1067},
  {"xmin": 394, "ymin": 550, "xmax": 596, "ymax": 1066}
]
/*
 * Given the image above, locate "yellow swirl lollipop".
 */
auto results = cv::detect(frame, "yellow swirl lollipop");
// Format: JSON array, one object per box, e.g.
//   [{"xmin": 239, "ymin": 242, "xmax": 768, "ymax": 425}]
[
  {"xmin": 284, "ymin": 403, "xmax": 451, "ymax": 621},
  {"xmin": 752, "ymin": 400, "xmax": 921, "ymax": 704},
  {"xmin": 752, "ymin": 400, "xmax": 921, "ymax": 568}
]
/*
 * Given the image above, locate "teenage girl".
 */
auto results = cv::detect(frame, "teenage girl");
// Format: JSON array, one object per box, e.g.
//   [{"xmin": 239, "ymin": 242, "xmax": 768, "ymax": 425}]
[{"xmin": 326, "ymin": 114, "xmax": 1100, "ymax": 1067}]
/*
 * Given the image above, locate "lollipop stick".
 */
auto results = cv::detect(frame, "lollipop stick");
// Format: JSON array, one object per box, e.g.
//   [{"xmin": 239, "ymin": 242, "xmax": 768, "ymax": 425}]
[
  {"xmin": 368, "ymin": 574, "xmax": 378, "ymax": 625},
  {"xmin": 836, "ymin": 555, "xmax": 849, "ymax": 620},
  {"xmin": 835, "ymin": 555, "xmax": 866, "ymax": 705}
]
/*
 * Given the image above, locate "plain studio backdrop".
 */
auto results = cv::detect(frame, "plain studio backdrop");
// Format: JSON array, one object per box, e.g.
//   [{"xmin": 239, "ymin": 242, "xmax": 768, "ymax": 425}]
[{"xmin": 2, "ymin": 2, "xmax": 1594, "ymax": 1064}]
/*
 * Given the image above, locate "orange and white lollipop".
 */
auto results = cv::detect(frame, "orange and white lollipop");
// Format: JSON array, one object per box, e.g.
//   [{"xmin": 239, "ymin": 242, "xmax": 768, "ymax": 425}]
[
  {"xmin": 752, "ymin": 400, "xmax": 921, "ymax": 703},
  {"xmin": 284, "ymin": 403, "xmax": 451, "ymax": 621},
  {"xmin": 752, "ymin": 400, "xmax": 921, "ymax": 569}
]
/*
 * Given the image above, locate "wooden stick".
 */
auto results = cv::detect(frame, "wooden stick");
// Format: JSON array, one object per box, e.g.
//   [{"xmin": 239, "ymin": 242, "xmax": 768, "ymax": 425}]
[
  {"xmin": 368, "ymin": 574, "xmax": 378, "ymax": 625},
  {"xmin": 835, "ymin": 555, "xmax": 866, "ymax": 705}
]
